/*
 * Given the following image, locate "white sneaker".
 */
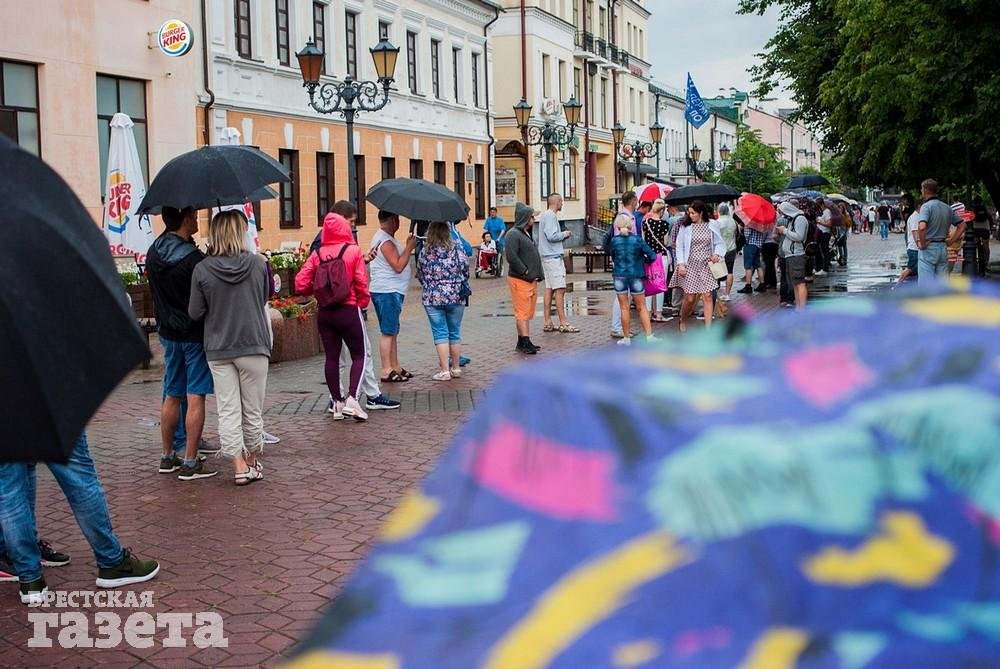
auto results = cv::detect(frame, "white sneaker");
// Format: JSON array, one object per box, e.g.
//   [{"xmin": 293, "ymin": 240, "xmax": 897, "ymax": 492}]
[
  {"xmin": 814, "ymin": 270, "xmax": 827, "ymax": 276},
  {"xmin": 646, "ymin": 334, "xmax": 659, "ymax": 342},
  {"xmin": 328, "ymin": 399, "xmax": 345, "ymax": 420},
  {"xmin": 720, "ymin": 293, "xmax": 731, "ymax": 302},
  {"xmin": 262, "ymin": 431, "xmax": 280, "ymax": 444},
  {"xmin": 617, "ymin": 337, "xmax": 632, "ymax": 346},
  {"xmin": 342, "ymin": 396, "xmax": 368, "ymax": 422}
]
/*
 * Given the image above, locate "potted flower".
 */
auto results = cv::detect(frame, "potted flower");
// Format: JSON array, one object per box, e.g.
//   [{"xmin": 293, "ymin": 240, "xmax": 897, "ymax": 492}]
[
  {"xmin": 119, "ymin": 262, "xmax": 155, "ymax": 319},
  {"xmin": 266, "ymin": 247, "xmax": 309, "ymax": 297},
  {"xmin": 268, "ymin": 296, "xmax": 321, "ymax": 363}
]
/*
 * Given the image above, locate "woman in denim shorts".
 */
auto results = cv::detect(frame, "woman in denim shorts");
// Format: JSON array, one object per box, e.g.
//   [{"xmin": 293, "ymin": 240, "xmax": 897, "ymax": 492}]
[{"xmin": 608, "ymin": 214, "xmax": 658, "ymax": 346}]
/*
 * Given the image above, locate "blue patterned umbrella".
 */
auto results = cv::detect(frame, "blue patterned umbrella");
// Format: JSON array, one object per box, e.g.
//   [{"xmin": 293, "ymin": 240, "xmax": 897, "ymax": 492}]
[{"xmin": 288, "ymin": 282, "xmax": 1000, "ymax": 669}]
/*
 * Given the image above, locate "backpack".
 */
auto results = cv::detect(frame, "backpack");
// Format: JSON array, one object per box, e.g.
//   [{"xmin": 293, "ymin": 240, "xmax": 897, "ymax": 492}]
[
  {"xmin": 804, "ymin": 218, "xmax": 820, "ymax": 256},
  {"xmin": 313, "ymin": 245, "xmax": 352, "ymax": 307}
]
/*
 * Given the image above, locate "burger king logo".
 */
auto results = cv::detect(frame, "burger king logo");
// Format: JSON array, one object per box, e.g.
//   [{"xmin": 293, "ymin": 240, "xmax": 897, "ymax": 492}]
[
  {"xmin": 157, "ymin": 19, "xmax": 193, "ymax": 57},
  {"xmin": 106, "ymin": 170, "xmax": 133, "ymax": 233}
]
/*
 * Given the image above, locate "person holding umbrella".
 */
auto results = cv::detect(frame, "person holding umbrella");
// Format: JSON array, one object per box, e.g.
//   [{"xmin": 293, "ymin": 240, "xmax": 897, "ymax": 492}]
[{"xmin": 504, "ymin": 203, "xmax": 545, "ymax": 354}]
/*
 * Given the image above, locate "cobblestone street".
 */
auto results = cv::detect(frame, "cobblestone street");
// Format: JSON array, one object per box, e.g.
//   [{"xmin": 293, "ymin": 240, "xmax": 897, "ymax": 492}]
[{"xmin": 0, "ymin": 233, "xmax": 989, "ymax": 667}]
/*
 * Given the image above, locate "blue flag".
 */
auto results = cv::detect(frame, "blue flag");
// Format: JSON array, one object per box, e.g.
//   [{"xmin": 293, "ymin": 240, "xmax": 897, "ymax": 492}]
[{"xmin": 685, "ymin": 73, "xmax": 711, "ymax": 129}]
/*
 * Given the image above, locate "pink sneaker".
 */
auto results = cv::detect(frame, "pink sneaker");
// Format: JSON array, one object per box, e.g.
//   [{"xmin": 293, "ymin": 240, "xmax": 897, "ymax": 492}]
[{"xmin": 342, "ymin": 396, "xmax": 368, "ymax": 422}]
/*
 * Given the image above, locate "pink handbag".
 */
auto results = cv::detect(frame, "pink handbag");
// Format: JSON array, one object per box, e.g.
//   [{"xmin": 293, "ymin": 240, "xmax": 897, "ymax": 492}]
[{"xmin": 644, "ymin": 254, "xmax": 667, "ymax": 296}]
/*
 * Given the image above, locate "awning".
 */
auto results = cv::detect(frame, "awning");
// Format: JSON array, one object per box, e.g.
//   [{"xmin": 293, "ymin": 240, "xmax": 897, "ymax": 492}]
[{"xmin": 617, "ymin": 161, "xmax": 657, "ymax": 175}]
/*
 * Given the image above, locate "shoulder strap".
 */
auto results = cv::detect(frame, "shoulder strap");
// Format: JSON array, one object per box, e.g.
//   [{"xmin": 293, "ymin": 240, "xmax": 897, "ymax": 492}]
[{"xmin": 337, "ymin": 244, "xmax": 349, "ymax": 260}]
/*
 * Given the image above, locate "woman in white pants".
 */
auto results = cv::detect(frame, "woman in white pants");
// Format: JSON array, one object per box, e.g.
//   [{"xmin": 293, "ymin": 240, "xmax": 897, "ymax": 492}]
[{"xmin": 189, "ymin": 211, "xmax": 272, "ymax": 486}]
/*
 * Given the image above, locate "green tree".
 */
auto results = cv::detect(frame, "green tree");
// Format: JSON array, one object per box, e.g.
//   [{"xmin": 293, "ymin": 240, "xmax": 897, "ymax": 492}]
[
  {"xmin": 739, "ymin": 0, "xmax": 1000, "ymax": 207},
  {"xmin": 716, "ymin": 126, "xmax": 786, "ymax": 195}
]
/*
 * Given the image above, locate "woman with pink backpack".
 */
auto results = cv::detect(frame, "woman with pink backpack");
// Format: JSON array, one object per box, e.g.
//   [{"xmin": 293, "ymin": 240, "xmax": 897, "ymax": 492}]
[{"xmin": 295, "ymin": 212, "xmax": 372, "ymax": 421}]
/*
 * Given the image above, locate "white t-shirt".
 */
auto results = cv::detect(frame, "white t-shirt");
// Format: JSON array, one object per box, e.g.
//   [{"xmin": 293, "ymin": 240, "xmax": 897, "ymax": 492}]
[
  {"xmin": 480, "ymin": 240, "xmax": 497, "ymax": 253},
  {"xmin": 868, "ymin": 209, "xmax": 877, "ymax": 223},
  {"xmin": 368, "ymin": 229, "xmax": 411, "ymax": 295},
  {"xmin": 818, "ymin": 208, "xmax": 832, "ymax": 234},
  {"xmin": 906, "ymin": 211, "xmax": 922, "ymax": 251}
]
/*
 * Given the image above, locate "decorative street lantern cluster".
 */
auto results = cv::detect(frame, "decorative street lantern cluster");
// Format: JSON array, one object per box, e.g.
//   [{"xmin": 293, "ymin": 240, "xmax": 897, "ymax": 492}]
[
  {"xmin": 687, "ymin": 144, "xmax": 734, "ymax": 176},
  {"xmin": 513, "ymin": 97, "xmax": 582, "ymax": 200},
  {"xmin": 731, "ymin": 156, "xmax": 768, "ymax": 192},
  {"xmin": 613, "ymin": 121, "xmax": 664, "ymax": 189},
  {"xmin": 296, "ymin": 37, "xmax": 400, "ymax": 205}
]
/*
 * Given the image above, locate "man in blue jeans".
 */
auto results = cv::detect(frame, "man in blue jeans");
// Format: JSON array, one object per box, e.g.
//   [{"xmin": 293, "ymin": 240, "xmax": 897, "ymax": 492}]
[
  {"xmin": 0, "ymin": 434, "xmax": 159, "ymax": 604},
  {"xmin": 916, "ymin": 179, "xmax": 963, "ymax": 284}
]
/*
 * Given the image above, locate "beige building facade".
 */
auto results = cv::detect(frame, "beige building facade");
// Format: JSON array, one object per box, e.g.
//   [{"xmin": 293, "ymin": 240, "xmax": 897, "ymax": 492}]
[{"xmin": 0, "ymin": 0, "xmax": 201, "ymax": 225}]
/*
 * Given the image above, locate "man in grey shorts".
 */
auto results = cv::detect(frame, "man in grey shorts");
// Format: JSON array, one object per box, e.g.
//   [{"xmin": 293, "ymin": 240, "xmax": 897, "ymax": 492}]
[{"xmin": 536, "ymin": 193, "xmax": 579, "ymax": 333}]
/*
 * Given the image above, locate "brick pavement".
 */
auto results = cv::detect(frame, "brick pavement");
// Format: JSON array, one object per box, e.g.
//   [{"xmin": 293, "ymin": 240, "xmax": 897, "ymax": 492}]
[{"xmin": 0, "ymin": 232, "xmax": 989, "ymax": 667}]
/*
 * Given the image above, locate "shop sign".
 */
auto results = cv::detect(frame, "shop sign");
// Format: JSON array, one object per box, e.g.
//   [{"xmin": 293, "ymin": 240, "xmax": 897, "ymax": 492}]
[{"xmin": 157, "ymin": 19, "xmax": 194, "ymax": 57}]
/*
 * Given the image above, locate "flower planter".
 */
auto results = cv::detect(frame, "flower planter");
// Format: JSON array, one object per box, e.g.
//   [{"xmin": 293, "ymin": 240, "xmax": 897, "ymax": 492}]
[
  {"xmin": 273, "ymin": 267, "xmax": 297, "ymax": 297},
  {"xmin": 125, "ymin": 283, "xmax": 155, "ymax": 319},
  {"xmin": 269, "ymin": 308, "xmax": 321, "ymax": 363}
]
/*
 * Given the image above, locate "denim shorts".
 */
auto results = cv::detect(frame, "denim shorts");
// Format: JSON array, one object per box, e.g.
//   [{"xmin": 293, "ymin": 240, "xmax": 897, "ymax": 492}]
[
  {"xmin": 906, "ymin": 249, "xmax": 918, "ymax": 273},
  {"xmin": 371, "ymin": 292, "xmax": 405, "ymax": 336},
  {"xmin": 424, "ymin": 304, "xmax": 465, "ymax": 344},
  {"xmin": 161, "ymin": 337, "xmax": 214, "ymax": 398},
  {"xmin": 743, "ymin": 244, "xmax": 761, "ymax": 270},
  {"xmin": 613, "ymin": 277, "xmax": 645, "ymax": 295}
]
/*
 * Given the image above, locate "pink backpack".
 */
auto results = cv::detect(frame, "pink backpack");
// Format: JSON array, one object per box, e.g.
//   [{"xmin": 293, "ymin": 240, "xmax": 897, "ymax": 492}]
[{"xmin": 313, "ymin": 245, "xmax": 352, "ymax": 307}]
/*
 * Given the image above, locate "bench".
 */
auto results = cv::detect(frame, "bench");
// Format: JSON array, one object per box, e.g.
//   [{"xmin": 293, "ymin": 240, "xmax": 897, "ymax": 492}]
[{"xmin": 565, "ymin": 248, "xmax": 612, "ymax": 274}]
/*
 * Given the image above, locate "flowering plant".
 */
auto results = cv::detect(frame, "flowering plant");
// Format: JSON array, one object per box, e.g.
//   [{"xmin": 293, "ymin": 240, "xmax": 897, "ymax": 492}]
[
  {"xmin": 266, "ymin": 246, "xmax": 309, "ymax": 271},
  {"xmin": 269, "ymin": 296, "xmax": 316, "ymax": 322},
  {"xmin": 118, "ymin": 262, "xmax": 145, "ymax": 287}
]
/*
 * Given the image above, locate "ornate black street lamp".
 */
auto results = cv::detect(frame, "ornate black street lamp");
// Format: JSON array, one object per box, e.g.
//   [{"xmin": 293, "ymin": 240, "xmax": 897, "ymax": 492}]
[
  {"xmin": 732, "ymin": 156, "xmax": 767, "ymax": 192},
  {"xmin": 687, "ymin": 144, "xmax": 733, "ymax": 178},
  {"xmin": 614, "ymin": 121, "xmax": 664, "ymax": 189},
  {"xmin": 514, "ymin": 97, "xmax": 582, "ymax": 199},
  {"xmin": 297, "ymin": 37, "xmax": 400, "ymax": 205}
]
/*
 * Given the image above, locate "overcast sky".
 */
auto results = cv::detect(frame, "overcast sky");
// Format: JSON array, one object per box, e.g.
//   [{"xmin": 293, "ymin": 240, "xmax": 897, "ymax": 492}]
[{"xmin": 646, "ymin": 1, "xmax": 792, "ymax": 109}]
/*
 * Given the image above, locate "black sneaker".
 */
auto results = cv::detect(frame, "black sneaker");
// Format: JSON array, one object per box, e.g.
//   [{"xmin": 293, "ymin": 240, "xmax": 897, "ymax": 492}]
[
  {"xmin": 515, "ymin": 341, "xmax": 537, "ymax": 355},
  {"xmin": 366, "ymin": 394, "xmax": 401, "ymax": 410},
  {"xmin": 19, "ymin": 577, "xmax": 47, "ymax": 606},
  {"xmin": 754, "ymin": 284, "xmax": 767, "ymax": 293},
  {"xmin": 737, "ymin": 285, "xmax": 754, "ymax": 294},
  {"xmin": 96, "ymin": 549, "xmax": 159, "ymax": 588},
  {"xmin": 0, "ymin": 553, "xmax": 16, "ymax": 582},
  {"xmin": 38, "ymin": 540, "xmax": 70, "ymax": 567},
  {"xmin": 158, "ymin": 453, "xmax": 181, "ymax": 473},
  {"xmin": 177, "ymin": 460, "xmax": 218, "ymax": 481}
]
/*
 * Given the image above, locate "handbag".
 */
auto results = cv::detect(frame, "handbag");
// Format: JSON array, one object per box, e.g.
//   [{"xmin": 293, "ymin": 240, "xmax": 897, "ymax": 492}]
[
  {"xmin": 708, "ymin": 259, "xmax": 728, "ymax": 281},
  {"xmin": 644, "ymin": 254, "xmax": 667, "ymax": 296}
]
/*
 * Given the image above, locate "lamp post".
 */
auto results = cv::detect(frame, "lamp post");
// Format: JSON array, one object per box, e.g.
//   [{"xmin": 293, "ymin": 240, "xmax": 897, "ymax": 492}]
[
  {"xmin": 296, "ymin": 37, "xmax": 400, "ymax": 207},
  {"xmin": 687, "ymin": 144, "xmax": 732, "ymax": 180},
  {"xmin": 513, "ymin": 97, "xmax": 582, "ymax": 202},
  {"xmin": 732, "ymin": 156, "xmax": 767, "ymax": 193},
  {"xmin": 613, "ymin": 121, "xmax": 664, "ymax": 191}
]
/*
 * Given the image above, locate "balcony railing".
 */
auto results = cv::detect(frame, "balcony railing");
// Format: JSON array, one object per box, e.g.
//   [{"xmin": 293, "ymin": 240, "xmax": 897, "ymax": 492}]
[{"xmin": 575, "ymin": 31, "xmax": 632, "ymax": 68}]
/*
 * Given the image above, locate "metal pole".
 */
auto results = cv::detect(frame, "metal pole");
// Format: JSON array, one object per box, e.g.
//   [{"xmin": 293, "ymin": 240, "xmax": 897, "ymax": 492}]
[
  {"xmin": 654, "ymin": 93, "xmax": 661, "ymax": 177},
  {"xmin": 635, "ymin": 146, "xmax": 640, "ymax": 190},
  {"xmin": 963, "ymin": 143, "xmax": 977, "ymax": 277},
  {"xmin": 346, "ymin": 108, "xmax": 357, "ymax": 206}
]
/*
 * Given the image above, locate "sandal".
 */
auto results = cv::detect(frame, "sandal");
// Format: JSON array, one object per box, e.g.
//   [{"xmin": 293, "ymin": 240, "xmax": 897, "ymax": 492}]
[
  {"xmin": 542, "ymin": 324, "xmax": 557, "ymax": 332},
  {"xmin": 380, "ymin": 370, "xmax": 408, "ymax": 383},
  {"xmin": 398, "ymin": 368, "xmax": 414, "ymax": 379},
  {"xmin": 558, "ymin": 324, "xmax": 580, "ymax": 333},
  {"xmin": 235, "ymin": 467, "xmax": 263, "ymax": 486}
]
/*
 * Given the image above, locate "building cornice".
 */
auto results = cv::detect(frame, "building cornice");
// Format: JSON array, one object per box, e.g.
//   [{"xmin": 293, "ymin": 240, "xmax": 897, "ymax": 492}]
[
  {"xmin": 423, "ymin": 0, "xmax": 496, "ymax": 26},
  {"xmin": 373, "ymin": 0, "xmax": 399, "ymax": 12},
  {"xmin": 526, "ymin": 6, "xmax": 576, "ymax": 36}
]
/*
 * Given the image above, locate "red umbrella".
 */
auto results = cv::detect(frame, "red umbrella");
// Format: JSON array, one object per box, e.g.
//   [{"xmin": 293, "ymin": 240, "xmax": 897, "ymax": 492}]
[
  {"xmin": 735, "ymin": 193, "xmax": 777, "ymax": 232},
  {"xmin": 637, "ymin": 182, "xmax": 673, "ymax": 204}
]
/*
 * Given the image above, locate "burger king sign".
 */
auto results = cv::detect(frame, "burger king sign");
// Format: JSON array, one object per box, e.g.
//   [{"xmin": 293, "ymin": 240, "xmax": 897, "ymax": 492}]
[{"xmin": 157, "ymin": 19, "xmax": 194, "ymax": 57}]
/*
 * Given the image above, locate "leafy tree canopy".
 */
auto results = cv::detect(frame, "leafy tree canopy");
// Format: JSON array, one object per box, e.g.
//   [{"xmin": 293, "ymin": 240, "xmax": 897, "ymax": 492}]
[
  {"xmin": 739, "ymin": 0, "xmax": 1000, "ymax": 206},
  {"xmin": 716, "ymin": 126, "xmax": 787, "ymax": 196}
]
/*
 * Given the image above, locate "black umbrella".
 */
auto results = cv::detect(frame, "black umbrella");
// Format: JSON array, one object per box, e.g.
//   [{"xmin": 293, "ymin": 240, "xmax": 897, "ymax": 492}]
[
  {"xmin": 786, "ymin": 174, "xmax": 830, "ymax": 190},
  {"xmin": 139, "ymin": 185, "xmax": 278, "ymax": 216},
  {"xmin": 663, "ymin": 182, "xmax": 740, "ymax": 204},
  {"xmin": 0, "ymin": 136, "xmax": 149, "ymax": 462},
  {"xmin": 137, "ymin": 145, "xmax": 289, "ymax": 214},
  {"xmin": 366, "ymin": 178, "xmax": 470, "ymax": 222}
]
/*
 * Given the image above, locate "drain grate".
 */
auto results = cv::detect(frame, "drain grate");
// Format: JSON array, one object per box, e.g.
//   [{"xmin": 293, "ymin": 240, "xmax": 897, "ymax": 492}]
[{"xmin": 264, "ymin": 390, "xmax": 484, "ymax": 415}]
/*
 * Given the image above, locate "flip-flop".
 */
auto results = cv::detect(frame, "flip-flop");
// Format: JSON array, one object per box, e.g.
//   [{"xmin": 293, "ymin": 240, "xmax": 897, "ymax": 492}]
[
  {"xmin": 380, "ymin": 371, "xmax": 408, "ymax": 383},
  {"xmin": 398, "ymin": 368, "xmax": 414, "ymax": 379}
]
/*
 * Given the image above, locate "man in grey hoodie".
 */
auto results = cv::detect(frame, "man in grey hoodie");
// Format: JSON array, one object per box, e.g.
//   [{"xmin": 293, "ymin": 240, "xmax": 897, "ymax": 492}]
[
  {"xmin": 504, "ymin": 202, "xmax": 544, "ymax": 354},
  {"xmin": 776, "ymin": 200, "xmax": 810, "ymax": 312}
]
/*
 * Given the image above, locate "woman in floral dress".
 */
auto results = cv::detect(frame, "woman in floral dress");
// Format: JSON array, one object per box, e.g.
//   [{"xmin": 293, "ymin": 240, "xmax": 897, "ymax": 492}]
[
  {"xmin": 416, "ymin": 222, "xmax": 470, "ymax": 380},
  {"xmin": 675, "ymin": 200, "xmax": 726, "ymax": 331}
]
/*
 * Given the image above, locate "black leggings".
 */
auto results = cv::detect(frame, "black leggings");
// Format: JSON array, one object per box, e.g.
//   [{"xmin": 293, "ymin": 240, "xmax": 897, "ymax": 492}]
[{"xmin": 317, "ymin": 305, "xmax": 366, "ymax": 401}]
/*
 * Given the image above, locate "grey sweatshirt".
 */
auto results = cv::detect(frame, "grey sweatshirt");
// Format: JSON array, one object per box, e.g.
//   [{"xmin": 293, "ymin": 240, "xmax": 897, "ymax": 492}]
[
  {"xmin": 778, "ymin": 203, "xmax": 809, "ymax": 258},
  {"xmin": 189, "ymin": 253, "xmax": 272, "ymax": 361},
  {"xmin": 536, "ymin": 209, "xmax": 569, "ymax": 257},
  {"xmin": 504, "ymin": 202, "xmax": 544, "ymax": 282}
]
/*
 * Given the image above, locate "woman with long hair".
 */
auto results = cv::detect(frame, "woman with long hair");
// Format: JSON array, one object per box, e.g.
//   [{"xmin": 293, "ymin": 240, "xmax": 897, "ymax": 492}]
[
  {"xmin": 416, "ymin": 221, "xmax": 470, "ymax": 380},
  {"xmin": 295, "ymin": 212, "xmax": 372, "ymax": 422},
  {"xmin": 675, "ymin": 200, "xmax": 726, "ymax": 332},
  {"xmin": 641, "ymin": 199, "xmax": 671, "ymax": 322},
  {"xmin": 188, "ymin": 210, "xmax": 272, "ymax": 486}
]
